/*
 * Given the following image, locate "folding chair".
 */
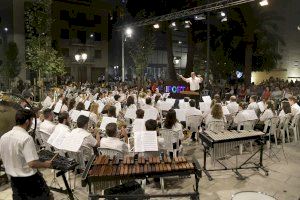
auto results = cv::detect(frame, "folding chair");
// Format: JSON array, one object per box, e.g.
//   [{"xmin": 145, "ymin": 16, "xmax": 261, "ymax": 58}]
[{"xmin": 186, "ymin": 115, "xmax": 203, "ymax": 142}]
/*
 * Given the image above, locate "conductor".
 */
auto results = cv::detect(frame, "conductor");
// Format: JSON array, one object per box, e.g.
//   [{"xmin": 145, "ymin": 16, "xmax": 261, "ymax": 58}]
[{"xmin": 179, "ymin": 72, "xmax": 203, "ymax": 92}]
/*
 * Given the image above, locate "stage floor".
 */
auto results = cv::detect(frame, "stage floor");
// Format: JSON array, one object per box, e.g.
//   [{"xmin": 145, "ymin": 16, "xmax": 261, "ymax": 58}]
[{"xmin": 1, "ymin": 141, "xmax": 299, "ymax": 200}]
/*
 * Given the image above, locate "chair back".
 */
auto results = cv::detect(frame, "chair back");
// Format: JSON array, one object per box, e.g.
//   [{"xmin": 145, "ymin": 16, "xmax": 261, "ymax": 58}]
[
  {"xmin": 159, "ymin": 129, "xmax": 180, "ymax": 152},
  {"xmin": 143, "ymin": 108, "xmax": 159, "ymax": 120},
  {"xmin": 269, "ymin": 117, "xmax": 280, "ymax": 134},
  {"xmin": 97, "ymin": 147, "xmax": 124, "ymax": 160},
  {"xmin": 237, "ymin": 120, "xmax": 255, "ymax": 131},
  {"xmin": 291, "ymin": 113, "xmax": 300, "ymax": 128},
  {"xmin": 282, "ymin": 113, "xmax": 292, "ymax": 130},
  {"xmin": 186, "ymin": 115, "xmax": 203, "ymax": 132},
  {"xmin": 207, "ymin": 121, "xmax": 225, "ymax": 132}
]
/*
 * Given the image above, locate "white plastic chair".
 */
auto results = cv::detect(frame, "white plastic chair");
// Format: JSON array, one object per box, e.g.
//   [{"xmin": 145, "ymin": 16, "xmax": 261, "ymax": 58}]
[
  {"xmin": 97, "ymin": 147, "xmax": 124, "ymax": 160},
  {"xmin": 264, "ymin": 117, "xmax": 280, "ymax": 148},
  {"xmin": 206, "ymin": 121, "xmax": 225, "ymax": 132},
  {"xmin": 159, "ymin": 129, "xmax": 180, "ymax": 157},
  {"xmin": 279, "ymin": 113, "xmax": 292, "ymax": 143},
  {"xmin": 38, "ymin": 131, "xmax": 52, "ymax": 151},
  {"xmin": 186, "ymin": 115, "xmax": 203, "ymax": 141},
  {"xmin": 289, "ymin": 113, "xmax": 300, "ymax": 142}
]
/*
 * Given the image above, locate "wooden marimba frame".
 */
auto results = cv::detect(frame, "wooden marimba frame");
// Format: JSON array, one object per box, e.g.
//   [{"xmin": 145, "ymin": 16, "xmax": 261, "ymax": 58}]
[{"xmin": 82, "ymin": 155, "xmax": 202, "ymax": 199}]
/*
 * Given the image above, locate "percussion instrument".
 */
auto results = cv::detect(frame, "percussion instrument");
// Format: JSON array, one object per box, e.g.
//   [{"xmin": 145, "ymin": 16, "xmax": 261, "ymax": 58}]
[
  {"xmin": 200, "ymin": 130, "xmax": 269, "ymax": 181},
  {"xmin": 232, "ymin": 191, "xmax": 277, "ymax": 200},
  {"xmin": 38, "ymin": 150, "xmax": 78, "ymax": 200},
  {"xmin": 82, "ymin": 155, "xmax": 201, "ymax": 199},
  {"xmin": 38, "ymin": 150, "xmax": 78, "ymax": 172}
]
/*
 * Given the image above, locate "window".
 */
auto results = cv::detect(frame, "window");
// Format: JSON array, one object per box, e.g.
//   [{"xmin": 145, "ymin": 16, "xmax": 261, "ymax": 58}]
[
  {"xmin": 77, "ymin": 30, "xmax": 86, "ymax": 43},
  {"xmin": 61, "ymin": 48, "xmax": 69, "ymax": 57},
  {"xmin": 94, "ymin": 15, "xmax": 101, "ymax": 24},
  {"xmin": 60, "ymin": 29, "xmax": 69, "ymax": 39},
  {"xmin": 60, "ymin": 10, "xmax": 69, "ymax": 20},
  {"xmin": 77, "ymin": 12, "xmax": 86, "ymax": 20},
  {"xmin": 94, "ymin": 32, "xmax": 101, "ymax": 41},
  {"xmin": 94, "ymin": 50, "xmax": 102, "ymax": 59}
]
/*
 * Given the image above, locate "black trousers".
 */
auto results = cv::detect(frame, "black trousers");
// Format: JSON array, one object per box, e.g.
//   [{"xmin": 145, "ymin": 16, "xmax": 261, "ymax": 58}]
[{"xmin": 10, "ymin": 172, "xmax": 52, "ymax": 200}]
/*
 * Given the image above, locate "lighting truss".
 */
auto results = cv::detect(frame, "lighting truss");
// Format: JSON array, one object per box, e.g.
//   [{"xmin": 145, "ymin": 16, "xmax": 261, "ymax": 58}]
[{"xmin": 117, "ymin": 0, "xmax": 255, "ymax": 29}]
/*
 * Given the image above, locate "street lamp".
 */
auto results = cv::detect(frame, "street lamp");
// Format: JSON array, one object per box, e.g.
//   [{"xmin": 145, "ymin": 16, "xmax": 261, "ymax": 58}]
[
  {"xmin": 259, "ymin": 0, "xmax": 268, "ymax": 6},
  {"xmin": 122, "ymin": 28, "xmax": 133, "ymax": 82},
  {"xmin": 75, "ymin": 53, "xmax": 87, "ymax": 82}
]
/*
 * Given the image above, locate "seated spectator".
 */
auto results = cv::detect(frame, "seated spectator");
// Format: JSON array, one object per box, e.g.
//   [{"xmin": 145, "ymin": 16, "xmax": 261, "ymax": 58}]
[
  {"xmin": 39, "ymin": 108, "xmax": 55, "ymax": 135},
  {"xmin": 100, "ymin": 123, "xmax": 128, "ymax": 153}
]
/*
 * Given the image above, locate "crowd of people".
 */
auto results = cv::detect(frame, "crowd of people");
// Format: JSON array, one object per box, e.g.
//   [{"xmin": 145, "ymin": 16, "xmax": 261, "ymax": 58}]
[{"xmin": 0, "ymin": 76, "xmax": 300, "ymax": 199}]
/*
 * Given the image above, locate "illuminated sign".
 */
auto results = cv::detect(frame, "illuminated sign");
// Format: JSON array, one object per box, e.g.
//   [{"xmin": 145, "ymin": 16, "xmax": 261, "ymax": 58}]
[{"xmin": 151, "ymin": 85, "xmax": 189, "ymax": 93}]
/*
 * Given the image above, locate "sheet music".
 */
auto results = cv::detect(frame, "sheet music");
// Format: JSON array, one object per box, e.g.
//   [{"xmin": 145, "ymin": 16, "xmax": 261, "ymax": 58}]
[
  {"xmin": 53, "ymin": 100, "xmax": 63, "ymax": 114},
  {"xmin": 70, "ymin": 110, "xmax": 81, "ymax": 122},
  {"xmin": 158, "ymin": 101, "xmax": 173, "ymax": 111},
  {"xmin": 60, "ymin": 132, "xmax": 87, "ymax": 152},
  {"xmin": 257, "ymin": 101, "xmax": 265, "ymax": 112},
  {"xmin": 80, "ymin": 110, "xmax": 90, "ymax": 118},
  {"xmin": 100, "ymin": 117, "xmax": 117, "ymax": 130},
  {"xmin": 242, "ymin": 109, "xmax": 258, "ymax": 120},
  {"xmin": 84, "ymin": 100, "xmax": 91, "ymax": 110},
  {"xmin": 124, "ymin": 107, "xmax": 137, "ymax": 119},
  {"xmin": 202, "ymin": 96, "xmax": 212, "ymax": 104},
  {"xmin": 134, "ymin": 131, "xmax": 158, "ymax": 152},
  {"xmin": 166, "ymin": 98, "xmax": 176, "ymax": 105},
  {"xmin": 175, "ymin": 109, "xmax": 187, "ymax": 122},
  {"xmin": 143, "ymin": 108, "xmax": 159, "ymax": 120},
  {"xmin": 97, "ymin": 100, "xmax": 105, "ymax": 113},
  {"xmin": 199, "ymin": 102, "xmax": 211, "ymax": 113},
  {"xmin": 47, "ymin": 130, "xmax": 69, "ymax": 149}
]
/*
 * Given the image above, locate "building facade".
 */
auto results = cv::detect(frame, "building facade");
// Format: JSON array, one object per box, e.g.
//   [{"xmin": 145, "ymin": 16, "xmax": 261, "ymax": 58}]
[
  {"xmin": 52, "ymin": 0, "xmax": 111, "ymax": 83},
  {"xmin": 0, "ymin": 0, "xmax": 26, "ymax": 89}
]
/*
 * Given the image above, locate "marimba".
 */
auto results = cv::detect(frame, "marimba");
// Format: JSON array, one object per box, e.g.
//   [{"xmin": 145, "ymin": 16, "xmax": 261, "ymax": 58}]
[
  {"xmin": 200, "ymin": 130, "xmax": 268, "ymax": 181},
  {"xmin": 38, "ymin": 150, "xmax": 78, "ymax": 200},
  {"xmin": 82, "ymin": 155, "xmax": 201, "ymax": 199}
]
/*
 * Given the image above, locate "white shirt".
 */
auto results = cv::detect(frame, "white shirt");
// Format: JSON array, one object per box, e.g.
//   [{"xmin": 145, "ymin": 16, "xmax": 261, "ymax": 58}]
[
  {"xmin": 60, "ymin": 104, "xmax": 68, "ymax": 113},
  {"xmin": 247, "ymin": 102, "xmax": 259, "ymax": 112},
  {"xmin": 227, "ymin": 102, "xmax": 239, "ymax": 114},
  {"xmin": 260, "ymin": 109, "xmax": 274, "ymax": 122},
  {"xmin": 42, "ymin": 96, "xmax": 53, "ymax": 109},
  {"xmin": 186, "ymin": 107, "xmax": 203, "ymax": 117},
  {"xmin": 70, "ymin": 128, "xmax": 97, "ymax": 148},
  {"xmin": 0, "ymin": 126, "xmax": 39, "ymax": 177},
  {"xmin": 234, "ymin": 110, "xmax": 249, "ymax": 124},
  {"xmin": 39, "ymin": 120, "xmax": 56, "ymax": 135},
  {"xmin": 179, "ymin": 102, "xmax": 190, "ymax": 109},
  {"xmin": 114, "ymin": 102, "xmax": 122, "ymax": 116},
  {"xmin": 100, "ymin": 137, "xmax": 128, "ymax": 153},
  {"xmin": 186, "ymin": 77, "xmax": 202, "ymax": 91},
  {"xmin": 163, "ymin": 122, "xmax": 184, "ymax": 143},
  {"xmin": 291, "ymin": 103, "xmax": 300, "ymax": 116}
]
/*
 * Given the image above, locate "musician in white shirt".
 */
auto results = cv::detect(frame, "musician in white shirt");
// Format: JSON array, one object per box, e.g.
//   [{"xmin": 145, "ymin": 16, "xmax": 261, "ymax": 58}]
[
  {"xmin": 163, "ymin": 109, "xmax": 184, "ymax": 143},
  {"xmin": 179, "ymin": 97, "xmax": 190, "ymax": 109},
  {"xmin": 205, "ymin": 103, "xmax": 226, "ymax": 131},
  {"xmin": 186, "ymin": 100, "xmax": 203, "ymax": 141},
  {"xmin": 143, "ymin": 97, "xmax": 156, "ymax": 110},
  {"xmin": 70, "ymin": 115, "xmax": 100, "ymax": 150},
  {"xmin": 179, "ymin": 72, "xmax": 203, "ymax": 92},
  {"xmin": 114, "ymin": 94, "xmax": 122, "ymax": 116},
  {"xmin": 39, "ymin": 108, "xmax": 56, "ymax": 135},
  {"xmin": 52, "ymin": 112, "xmax": 71, "ymax": 136},
  {"xmin": 186, "ymin": 100, "xmax": 202, "ymax": 117},
  {"xmin": 278, "ymin": 101, "xmax": 291, "ymax": 120},
  {"xmin": 132, "ymin": 109, "xmax": 146, "ymax": 133},
  {"xmin": 226, "ymin": 96, "xmax": 239, "ymax": 114},
  {"xmin": 255, "ymin": 100, "xmax": 276, "ymax": 131},
  {"xmin": 100, "ymin": 123, "xmax": 128, "ymax": 153},
  {"xmin": 0, "ymin": 109, "xmax": 53, "ymax": 199},
  {"xmin": 247, "ymin": 95, "xmax": 260, "ymax": 115},
  {"xmin": 288, "ymin": 96, "xmax": 300, "ymax": 116}
]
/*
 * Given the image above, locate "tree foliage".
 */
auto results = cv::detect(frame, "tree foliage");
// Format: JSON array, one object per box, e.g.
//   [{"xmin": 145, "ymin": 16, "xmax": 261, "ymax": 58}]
[
  {"xmin": 1, "ymin": 42, "xmax": 21, "ymax": 79},
  {"xmin": 25, "ymin": 0, "xmax": 65, "ymax": 76},
  {"xmin": 128, "ymin": 31, "xmax": 155, "ymax": 85}
]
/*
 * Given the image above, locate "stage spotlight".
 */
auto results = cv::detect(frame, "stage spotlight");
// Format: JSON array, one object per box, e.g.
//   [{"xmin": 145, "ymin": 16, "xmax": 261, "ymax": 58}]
[
  {"xmin": 221, "ymin": 17, "xmax": 228, "ymax": 22},
  {"xmin": 220, "ymin": 11, "xmax": 226, "ymax": 17}
]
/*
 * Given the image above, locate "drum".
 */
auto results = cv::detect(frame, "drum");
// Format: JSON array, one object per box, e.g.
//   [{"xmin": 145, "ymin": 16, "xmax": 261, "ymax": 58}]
[{"xmin": 232, "ymin": 191, "xmax": 276, "ymax": 200}]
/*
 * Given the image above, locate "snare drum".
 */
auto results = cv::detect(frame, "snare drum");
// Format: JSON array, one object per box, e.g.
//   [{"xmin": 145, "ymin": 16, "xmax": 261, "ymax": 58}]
[{"xmin": 232, "ymin": 191, "xmax": 276, "ymax": 200}]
